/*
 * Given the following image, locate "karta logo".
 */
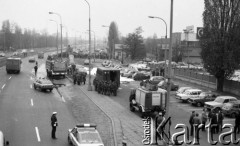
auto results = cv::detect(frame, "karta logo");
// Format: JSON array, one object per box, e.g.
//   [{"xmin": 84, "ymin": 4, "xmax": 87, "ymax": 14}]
[{"xmin": 171, "ymin": 123, "xmax": 240, "ymax": 145}]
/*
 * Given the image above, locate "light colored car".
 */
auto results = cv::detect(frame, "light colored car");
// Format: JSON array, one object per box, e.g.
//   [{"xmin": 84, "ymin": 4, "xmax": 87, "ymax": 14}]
[
  {"xmin": 84, "ymin": 59, "xmax": 90, "ymax": 65},
  {"xmin": 0, "ymin": 131, "xmax": 9, "ymax": 146},
  {"xmin": 68, "ymin": 124, "xmax": 104, "ymax": 146},
  {"xmin": 13, "ymin": 52, "xmax": 19, "ymax": 56},
  {"xmin": 33, "ymin": 77, "xmax": 54, "ymax": 92},
  {"xmin": 176, "ymin": 89, "xmax": 202, "ymax": 102},
  {"xmin": 30, "ymin": 49, "xmax": 34, "ymax": 53},
  {"xmin": 205, "ymin": 96, "xmax": 238, "ymax": 111},
  {"xmin": 176, "ymin": 87, "xmax": 192, "ymax": 95},
  {"xmin": 121, "ymin": 70, "xmax": 136, "ymax": 78},
  {"xmin": 0, "ymin": 52, "xmax": 5, "ymax": 57},
  {"xmin": 29, "ymin": 57, "xmax": 35, "ymax": 62}
]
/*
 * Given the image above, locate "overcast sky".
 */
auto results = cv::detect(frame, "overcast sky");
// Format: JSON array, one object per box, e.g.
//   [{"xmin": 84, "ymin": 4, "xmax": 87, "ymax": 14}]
[{"xmin": 0, "ymin": 0, "xmax": 204, "ymax": 39}]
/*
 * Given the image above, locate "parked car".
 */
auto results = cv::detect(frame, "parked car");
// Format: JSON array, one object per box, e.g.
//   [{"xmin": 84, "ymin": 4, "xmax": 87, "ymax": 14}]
[
  {"xmin": 33, "ymin": 77, "xmax": 55, "ymax": 92},
  {"xmin": 222, "ymin": 100, "xmax": 240, "ymax": 118},
  {"xmin": 68, "ymin": 124, "xmax": 104, "ymax": 146},
  {"xmin": 176, "ymin": 89, "xmax": 202, "ymax": 102},
  {"xmin": 102, "ymin": 60, "xmax": 111, "ymax": 67},
  {"xmin": 188, "ymin": 91, "xmax": 219, "ymax": 107},
  {"xmin": 13, "ymin": 52, "xmax": 19, "ymax": 56},
  {"xmin": 140, "ymin": 76, "xmax": 165, "ymax": 86},
  {"xmin": 121, "ymin": 70, "xmax": 136, "ymax": 78},
  {"xmin": 0, "ymin": 131, "xmax": 9, "ymax": 146},
  {"xmin": 29, "ymin": 57, "xmax": 36, "ymax": 62},
  {"xmin": 30, "ymin": 49, "xmax": 34, "ymax": 53},
  {"xmin": 0, "ymin": 52, "xmax": 5, "ymax": 57},
  {"xmin": 133, "ymin": 72, "xmax": 150, "ymax": 81},
  {"xmin": 176, "ymin": 87, "xmax": 192, "ymax": 95},
  {"xmin": 158, "ymin": 79, "xmax": 179, "ymax": 91},
  {"xmin": 205, "ymin": 96, "xmax": 238, "ymax": 112},
  {"xmin": 84, "ymin": 59, "xmax": 90, "ymax": 65}
]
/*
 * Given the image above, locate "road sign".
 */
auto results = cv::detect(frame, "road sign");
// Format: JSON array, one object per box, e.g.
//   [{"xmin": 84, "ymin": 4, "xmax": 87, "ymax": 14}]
[{"xmin": 197, "ymin": 27, "xmax": 203, "ymax": 39}]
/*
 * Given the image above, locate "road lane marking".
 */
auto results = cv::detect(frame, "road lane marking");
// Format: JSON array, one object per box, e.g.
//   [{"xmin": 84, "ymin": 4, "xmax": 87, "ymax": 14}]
[
  {"xmin": 35, "ymin": 127, "xmax": 41, "ymax": 142},
  {"xmin": 62, "ymin": 96, "xmax": 66, "ymax": 102},
  {"xmin": 31, "ymin": 99, "xmax": 34, "ymax": 106},
  {"xmin": 2, "ymin": 84, "xmax": 5, "ymax": 89},
  {"xmin": 30, "ymin": 84, "xmax": 32, "ymax": 89},
  {"xmin": 9, "ymin": 76, "xmax": 11, "ymax": 80}
]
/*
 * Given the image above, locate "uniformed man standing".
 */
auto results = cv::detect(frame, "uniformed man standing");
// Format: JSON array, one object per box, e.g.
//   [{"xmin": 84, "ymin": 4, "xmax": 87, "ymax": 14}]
[
  {"xmin": 51, "ymin": 112, "xmax": 58, "ymax": 139},
  {"xmin": 34, "ymin": 65, "xmax": 38, "ymax": 77}
]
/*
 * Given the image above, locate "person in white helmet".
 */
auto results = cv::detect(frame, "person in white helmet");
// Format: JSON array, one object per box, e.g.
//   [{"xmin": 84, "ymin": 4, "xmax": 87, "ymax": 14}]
[{"xmin": 51, "ymin": 112, "xmax": 58, "ymax": 139}]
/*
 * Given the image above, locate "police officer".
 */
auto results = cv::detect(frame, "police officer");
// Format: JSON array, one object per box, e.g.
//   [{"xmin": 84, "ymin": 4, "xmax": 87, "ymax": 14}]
[
  {"xmin": 51, "ymin": 112, "xmax": 58, "ymax": 139},
  {"xmin": 73, "ymin": 71, "xmax": 77, "ymax": 85},
  {"xmin": 83, "ymin": 74, "xmax": 86, "ymax": 85}
]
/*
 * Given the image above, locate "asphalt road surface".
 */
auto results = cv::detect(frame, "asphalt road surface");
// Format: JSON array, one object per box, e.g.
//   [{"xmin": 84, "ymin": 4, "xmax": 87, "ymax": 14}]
[{"xmin": 0, "ymin": 54, "xmax": 76, "ymax": 146}]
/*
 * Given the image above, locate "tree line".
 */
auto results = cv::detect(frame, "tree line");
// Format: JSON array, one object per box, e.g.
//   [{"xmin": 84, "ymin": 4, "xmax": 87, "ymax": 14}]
[{"xmin": 0, "ymin": 20, "xmax": 67, "ymax": 52}]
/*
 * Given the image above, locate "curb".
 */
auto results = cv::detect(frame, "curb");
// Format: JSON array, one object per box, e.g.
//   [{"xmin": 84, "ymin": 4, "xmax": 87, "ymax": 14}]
[{"xmin": 66, "ymin": 76, "xmax": 118, "ymax": 146}]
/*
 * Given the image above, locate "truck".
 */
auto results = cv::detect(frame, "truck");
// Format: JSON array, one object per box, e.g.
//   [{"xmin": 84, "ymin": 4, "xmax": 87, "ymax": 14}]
[
  {"xmin": 6, "ymin": 57, "xmax": 22, "ymax": 74},
  {"xmin": 129, "ymin": 85, "xmax": 167, "ymax": 117},
  {"xmin": 93, "ymin": 67, "xmax": 120, "ymax": 88},
  {"xmin": 46, "ymin": 54, "xmax": 68, "ymax": 78}
]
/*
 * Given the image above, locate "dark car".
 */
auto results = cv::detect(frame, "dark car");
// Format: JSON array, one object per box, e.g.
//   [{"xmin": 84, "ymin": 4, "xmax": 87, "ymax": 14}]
[
  {"xmin": 140, "ymin": 76, "xmax": 165, "ymax": 86},
  {"xmin": 188, "ymin": 91, "xmax": 218, "ymax": 107},
  {"xmin": 158, "ymin": 79, "xmax": 179, "ymax": 91},
  {"xmin": 133, "ymin": 72, "xmax": 150, "ymax": 81}
]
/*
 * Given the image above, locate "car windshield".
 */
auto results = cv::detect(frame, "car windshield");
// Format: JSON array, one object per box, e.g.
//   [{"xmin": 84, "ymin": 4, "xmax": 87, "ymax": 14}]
[
  {"xmin": 214, "ymin": 97, "xmax": 224, "ymax": 103},
  {"xmin": 78, "ymin": 131, "xmax": 102, "ymax": 144}
]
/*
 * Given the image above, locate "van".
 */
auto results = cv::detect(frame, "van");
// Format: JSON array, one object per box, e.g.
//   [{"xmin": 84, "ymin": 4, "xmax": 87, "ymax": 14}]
[
  {"xmin": 6, "ymin": 57, "xmax": 22, "ymax": 74},
  {"xmin": 0, "ymin": 131, "xmax": 9, "ymax": 146}
]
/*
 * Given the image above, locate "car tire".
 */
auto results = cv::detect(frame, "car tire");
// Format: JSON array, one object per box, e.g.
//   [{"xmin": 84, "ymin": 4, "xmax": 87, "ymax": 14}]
[
  {"xmin": 68, "ymin": 136, "xmax": 73, "ymax": 145},
  {"xmin": 130, "ymin": 103, "xmax": 135, "ymax": 112},
  {"xmin": 33, "ymin": 84, "xmax": 36, "ymax": 89},
  {"xmin": 196, "ymin": 102, "xmax": 202, "ymax": 107}
]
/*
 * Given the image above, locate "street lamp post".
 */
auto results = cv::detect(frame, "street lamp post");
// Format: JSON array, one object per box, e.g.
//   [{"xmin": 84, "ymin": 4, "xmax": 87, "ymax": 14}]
[
  {"xmin": 49, "ymin": 11, "xmax": 62, "ymax": 60},
  {"xmin": 49, "ymin": 19, "xmax": 59, "ymax": 55},
  {"xmin": 87, "ymin": 30, "xmax": 96, "ymax": 62},
  {"xmin": 83, "ymin": 0, "xmax": 92, "ymax": 91},
  {"xmin": 148, "ymin": 16, "xmax": 168, "ymax": 77}
]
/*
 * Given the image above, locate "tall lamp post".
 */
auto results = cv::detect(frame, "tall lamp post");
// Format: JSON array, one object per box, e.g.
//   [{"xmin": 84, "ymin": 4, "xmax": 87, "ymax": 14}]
[
  {"xmin": 87, "ymin": 30, "xmax": 96, "ymax": 62},
  {"xmin": 83, "ymin": 0, "xmax": 92, "ymax": 91},
  {"xmin": 49, "ymin": 11, "xmax": 62, "ymax": 60},
  {"xmin": 148, "ymin": 16, "xmax": 168, "ymax": 77},
  {"xmin": 166, "ymin": 0, "xmax": 174, "ymax": 121},
  {"xmin": 49, "ymin": 19, "xmax": 59, "ymax": 55},
  {"xmin": 102, "ymin": 25, "xmax": 114, "ymax": 60}
]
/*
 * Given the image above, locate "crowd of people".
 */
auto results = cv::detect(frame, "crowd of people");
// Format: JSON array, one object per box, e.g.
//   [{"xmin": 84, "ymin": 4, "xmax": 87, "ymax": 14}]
[
  {"xmin": 188, "ymin": 108, "xmax": 240, "ymax": 143},
  {"xmin": 93, "ymin": 79, "xmax": 118, "ymax": 96}
]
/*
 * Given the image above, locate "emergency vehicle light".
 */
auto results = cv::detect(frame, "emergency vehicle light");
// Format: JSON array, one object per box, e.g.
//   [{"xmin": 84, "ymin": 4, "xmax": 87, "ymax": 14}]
[{"xmin": 76, "ymin": 123, "xmax": 97, "ymax": 128}]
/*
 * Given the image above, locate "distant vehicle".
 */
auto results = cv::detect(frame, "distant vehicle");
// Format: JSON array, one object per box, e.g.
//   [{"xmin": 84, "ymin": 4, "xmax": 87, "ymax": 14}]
[
  {"xmin": 176, "ymin": 87, "xmax": 192, "ymax": 95},
  {"xmin": 222, "ymin": 100, "xmax": 240, "ymax": 118},
  {"xmin": 188, "ymin": 91, "xmax": 219, "ymax": 107},
  {"xmin": 140, "ymin": 76, "xmax": 165, "ymax": 86},
  {"xmin": 176, "ymin": 89, "xmax": 202, "ymax": 102},
  {"xmin": 0, "ymin": 131, "xmax": 9, "ymax": 146},
  {"xmin": 33, "ymin": 77, "xmax": 54, "ymax": 92},
  {"xmin": 93, "ymin": 67, "xmax": 120, "ymax": 89},
  {"xmin": 46, "ymin": 54, "xmax": 68, "ymax": 78},
  {"xmin": 133, "ymin": 72, "xmax": 150, "ymax": 81},
  {"xmin": 29, "ymin": 57, "xmax": 36, "ymax": 63},
  {"xmin": 158, "ymin": 79, "xmax": 179, "ymax": 91},
  {"xmin": 13, "ymin": 52, "xmax": 19, "ymax": 56},
  {"xmin": 102, "ymin": 60, "xmax": 111, "ymax": 67},
  {"xmin": 38, "ymin": 52, "xmax": 44, "ymax": 59},
  {"xmin": 129, "ymin": 87, "xmax": 167, "ymax": 117},
  {"xmin": 21, "ymin": 49, "xmax": 27, "ymax": 57},
  {"xmin": 0, "ymin": 52, "xmax": 5, "ymax": 57},
  {"xmin": 84, "ymin": 59, "xmax": 90, "ymax": 65},
  {"xmin": 30, "ymin": 49, "xmax": 34, "ymax": 53},
  {"xmin": 68, "ymin": 124, "xmax": 104, "ymax": 146},
  {"xmin": 205, "ymin": 96, "xmax": 238, "ymax": 112},
  {"xmin": 6, "ymin": 57, "xmax": 22, "ymax": 74},
  {"xmin": 121, "ymin": 70, "xmax": 136, "ymax": 78}
]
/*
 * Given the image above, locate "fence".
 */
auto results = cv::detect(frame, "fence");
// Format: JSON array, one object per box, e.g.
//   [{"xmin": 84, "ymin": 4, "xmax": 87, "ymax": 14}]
[{"xmin": 174, "ymin": 68, "xmax": 240, "ymax": 96}]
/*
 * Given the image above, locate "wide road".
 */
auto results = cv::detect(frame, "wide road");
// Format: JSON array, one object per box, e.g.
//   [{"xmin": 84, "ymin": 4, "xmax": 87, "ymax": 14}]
[{"xmin": 0, "ymin": 53, "xmax": 76, "ymax": 146}]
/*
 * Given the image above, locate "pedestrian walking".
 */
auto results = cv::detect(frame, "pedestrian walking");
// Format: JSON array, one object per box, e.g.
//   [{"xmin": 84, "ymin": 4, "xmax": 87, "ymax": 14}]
[
  {"xmin": 189, "ymin": 111, "xmax": 195, "ymax": 137},
  {"xmin": 201, "ymin": 109, "xmax": 208, "ymax": 131},
  {"xmin": 155, "ymin": 112, "xmax": 166, "ymax": 144},
  {"xmin": 193, "ymin": 113, "xmax": 201, "ymax": 143},
  {"xmin": 51, "ymin": 112, "xmax": 58, "ymax": 139},
  {"xmin": 34, "ymin": 65, "xmax": 38, "ymax": 77}
]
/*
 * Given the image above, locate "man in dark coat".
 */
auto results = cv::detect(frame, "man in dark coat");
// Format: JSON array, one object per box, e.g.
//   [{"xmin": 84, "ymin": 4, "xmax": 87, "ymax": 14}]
[
  {"xmin": 34, "ymin": 65, "xmax": 38, "ymax": 76},
  {"xmin": 51, "ymin": 112, "xmax": 58, "ymax": 139},
  {"xmin": 189, "ymin": 111, "xmax": 195, "ymax": 137}
]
